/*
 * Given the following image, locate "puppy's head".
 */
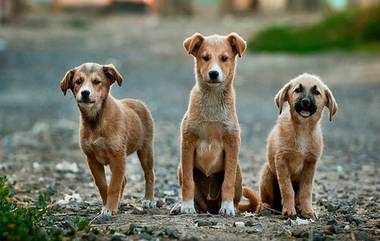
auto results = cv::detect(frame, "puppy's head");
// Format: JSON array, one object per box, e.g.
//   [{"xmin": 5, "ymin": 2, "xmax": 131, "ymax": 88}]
[
  {"xmin": 275, "ymin": 73, "xmax": 338, "ymax": 121},
  {"xmin": 60, "ymin": 63, "xmax": 123, "ymax": 115},
  {"xmin": 183, "ymin": 32, "xmax": 246, "ymax": 87}
]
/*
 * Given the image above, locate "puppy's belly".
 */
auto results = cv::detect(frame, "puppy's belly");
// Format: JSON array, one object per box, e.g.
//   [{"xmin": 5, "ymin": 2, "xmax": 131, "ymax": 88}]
[{"xmin": 194, "ymin": 140, "xmax": 224, "ymax": 177}]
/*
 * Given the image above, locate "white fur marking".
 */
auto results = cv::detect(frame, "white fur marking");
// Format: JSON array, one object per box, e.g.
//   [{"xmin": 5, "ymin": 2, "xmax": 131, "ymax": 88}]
[
  {"xmin": 180, "ymin": 200, "xmax": 196, "ymax": 214},
  {"xmin": 219, "ymin": 201, "xmax": 235, "ymax": 216},
  {"xmin": 210, "ymin": 63, "xmax": 224, "ymax": 82}
]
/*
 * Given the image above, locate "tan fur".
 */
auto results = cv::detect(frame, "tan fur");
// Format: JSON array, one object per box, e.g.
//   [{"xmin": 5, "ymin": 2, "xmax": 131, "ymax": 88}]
[
  {"xmin": 177, "ymin": 33, "xmax": 246, "ymax": 215},
  {"xmin": 256, "ymin": 73, "xmax": 337, "ymax": 219},
  {"xmin": 60, "ymin": 63, "xmax": 155, "ymax": 215}
]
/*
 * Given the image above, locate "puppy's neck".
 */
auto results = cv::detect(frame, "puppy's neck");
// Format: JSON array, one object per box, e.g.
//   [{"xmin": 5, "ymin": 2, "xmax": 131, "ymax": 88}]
[{"xmin": 79, "ymin": 95, "xmax": 116, "ymax": 129}]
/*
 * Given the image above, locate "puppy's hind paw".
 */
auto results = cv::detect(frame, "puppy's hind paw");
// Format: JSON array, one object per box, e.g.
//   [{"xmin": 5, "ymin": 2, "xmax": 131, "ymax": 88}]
[
  {"xmin": 219, "ymin": 201, "xmax": 236, "ymax": 216},
  {"xmin": 91, "ymin": 207, "xmax": 113, "ymax": 224},
  {"xmin": 142, "ymin": 199, "xmax": 156, "ymax": 209}
]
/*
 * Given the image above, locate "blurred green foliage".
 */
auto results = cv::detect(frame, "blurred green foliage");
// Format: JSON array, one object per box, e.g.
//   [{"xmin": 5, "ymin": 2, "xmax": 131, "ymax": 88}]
[
  {"xmin": 0, "ymin": 176, "xmax": 90, "ymax": 241},
  {"xmin": 249, "ymin": 5, "xmax": 380, "ymax": 53}
]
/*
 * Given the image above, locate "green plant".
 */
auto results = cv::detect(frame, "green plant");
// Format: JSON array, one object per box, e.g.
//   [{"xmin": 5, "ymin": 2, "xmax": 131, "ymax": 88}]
[
  {"xmin": 0, "ymin": 176, "xmax": 90, "ymax": 241},
  {"xmin": 249, "ymin": 4, "xmax": 380, "ymax": 53}
]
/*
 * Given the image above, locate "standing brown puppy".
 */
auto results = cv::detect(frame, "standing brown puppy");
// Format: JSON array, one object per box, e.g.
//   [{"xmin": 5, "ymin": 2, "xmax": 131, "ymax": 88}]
[
  {"xmin": 60, "ymin": 63, "xmax": 155, "ymax": 218},
  {"xmin": 242, "ymin": 73, "xmax": 337, "ymax": 219},
  {"xmin": 172, "ymin": 33, "xmax": 246, "ymax": 216}
]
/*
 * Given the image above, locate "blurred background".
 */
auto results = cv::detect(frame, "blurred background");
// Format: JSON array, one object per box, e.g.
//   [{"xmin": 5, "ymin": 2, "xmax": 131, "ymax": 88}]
[{"xmin": 0, "ymin": 0, "xmax": 379, "ymax": 239}]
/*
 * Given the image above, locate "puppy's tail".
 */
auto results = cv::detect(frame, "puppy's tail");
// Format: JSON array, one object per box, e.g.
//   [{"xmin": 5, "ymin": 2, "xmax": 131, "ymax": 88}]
[{"xmin": 238, "ymin": 187, "xmax": 260, "ymax": 213}]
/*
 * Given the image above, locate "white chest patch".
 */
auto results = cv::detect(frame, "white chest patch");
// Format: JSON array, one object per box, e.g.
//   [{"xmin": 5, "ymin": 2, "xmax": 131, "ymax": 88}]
[{"xmin": 195, "ymin": 139, "xmax": 224, "ymax": 176}]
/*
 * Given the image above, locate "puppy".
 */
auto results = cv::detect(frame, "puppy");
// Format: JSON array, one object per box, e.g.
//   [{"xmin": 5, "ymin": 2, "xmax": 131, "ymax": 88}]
[
  {"xmin": 241, "ymin": 73, "xmax": 337, "ymax": 219},
  {"xmin": 60, "ymin": 63, "xmax": 155, "ymax": 218},
  {"xmin": 172, "ymin": 33, "xmax": 246, "ymax": 216}
]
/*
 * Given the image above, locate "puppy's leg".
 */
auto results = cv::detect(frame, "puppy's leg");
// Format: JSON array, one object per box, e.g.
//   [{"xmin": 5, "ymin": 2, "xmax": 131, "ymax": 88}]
[
  {"xmin": 233, "ymin": 164, "xmax": 243, "ymax": 209},
  {"xmin": 275, "ymin": 156, "xmax": 296, "ymax": 217},
  {"xmin": 103, "ymin": 154, "xmax": 126, "ymax": 217},
  {"xmin": 220, "ymin": 133, "xmax": 239, "ymax": 216},
  {"xmin": 298, "ymin": 160, "xmax": 317, "ymax": 219},
  {"xmin": 259, "ymin": 164, "xmax": 278, "ymax": 211},
  {"xmin": 87, "ymin": 156, "xmax": 108, "ymax": 205},
  {"xmin": 180, "ymin": 137, "xmax": 196, "ymax": 214},
  {"xmin": 119, "ymin": 176, "xmax": 127, "ymax": 202},
  {"xmin": 137, "ymin": 144, "xmax": 156, "ymax": 208}
]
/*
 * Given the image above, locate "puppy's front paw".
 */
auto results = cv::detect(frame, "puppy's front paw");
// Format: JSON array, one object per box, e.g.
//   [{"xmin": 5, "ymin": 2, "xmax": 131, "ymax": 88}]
[
  {"xmin": 282, "ymin": 204, "xmax": 297, "ymax": 218},
  {"xmin": 219, "ymin": 201, "xmax": 236, "ymax": 216},
  {"xmin": 142, "ymin": 199, "xmax": 156, "ymax": 209},
  {"xmin": 180, "ymin": 200, "xmax": 196, "ymax": 214},
  {"xmin": 97, "ymin": 207, "xmax": 112, "ymax": 221},
  {"xmin": 301, "ymin": 209, "xmax": 318, "ymax": 220}
]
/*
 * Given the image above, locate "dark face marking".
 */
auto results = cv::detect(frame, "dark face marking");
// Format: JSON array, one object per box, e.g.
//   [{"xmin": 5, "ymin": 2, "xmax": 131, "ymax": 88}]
[{"xmin": 294, "ymin": 84, "xmax": 318, "ymax": 118}]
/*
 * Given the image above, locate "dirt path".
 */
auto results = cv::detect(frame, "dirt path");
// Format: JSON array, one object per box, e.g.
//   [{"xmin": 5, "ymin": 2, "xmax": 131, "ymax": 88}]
[{"xmin": 0, "ymin": 13, "xmax": 379, "ymax": 240}]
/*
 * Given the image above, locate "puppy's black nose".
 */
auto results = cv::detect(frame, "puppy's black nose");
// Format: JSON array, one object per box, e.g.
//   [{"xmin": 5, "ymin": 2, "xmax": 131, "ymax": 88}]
[
  {"xmin": 209, "ymin": 71, "xmax": 219, "ymax": 80},
  {"xmin": 301, "ymin": 98, "xmax": 311, "ymax": 107},
  {"xmin": 81, "ymin": 90, "xmax": 90, "ymax": 98}
]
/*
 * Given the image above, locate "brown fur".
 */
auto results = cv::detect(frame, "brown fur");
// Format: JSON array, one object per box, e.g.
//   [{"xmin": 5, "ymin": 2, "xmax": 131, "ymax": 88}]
[
  {"xmin": 176, "ymin": 33, "xmax": 246, "ymax": 215},
  {"xmin": 243, "ymin": 73, "xmax": 337, "ymax": 218},
  {"xmin": 60, "ymin": 63, "xmax": 155, "ymax": 215}
]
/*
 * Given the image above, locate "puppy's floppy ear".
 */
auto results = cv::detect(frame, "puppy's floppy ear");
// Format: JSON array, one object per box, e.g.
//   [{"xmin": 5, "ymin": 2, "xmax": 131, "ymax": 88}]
[
  {"xmin": 274, "ymin": 82, "xmax": 291, "ymax": 114},
  {"xmin": 183, "ymin": 33, "xmax": 205, "ymax": 56},
  {"xmin": 103, "ymin": 64, "xmax": 123, "ymax": 86},
  {"xmin": 227, "ymin": 32, "xmax": 247, "ymax": 58},
  {"xmin": 60, "ymin": 68, "xmax": 76, "ymax": 95},
  {"xmin": 325, "ymin": 86, "xmax": 338, "ymax": 121}
]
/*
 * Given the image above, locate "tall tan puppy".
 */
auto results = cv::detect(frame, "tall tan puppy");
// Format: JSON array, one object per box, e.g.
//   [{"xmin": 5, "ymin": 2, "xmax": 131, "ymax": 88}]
[
  {"xmin": 241, "ymin": 73, "xmax": 337, "ymax": 219},
  {"xmin": 173, "ymin": 33, "xmax": 246, "ymax": 216},
  {"xmin": 60, "ymin": 63, "xmax": 155, "ymax": 218}
]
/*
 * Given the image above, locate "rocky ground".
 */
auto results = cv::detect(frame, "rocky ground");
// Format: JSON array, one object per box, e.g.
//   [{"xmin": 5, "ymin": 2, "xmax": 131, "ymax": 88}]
[{"xmin": 0, "ymin": 12, "xmax": 379, "ymax": 241}]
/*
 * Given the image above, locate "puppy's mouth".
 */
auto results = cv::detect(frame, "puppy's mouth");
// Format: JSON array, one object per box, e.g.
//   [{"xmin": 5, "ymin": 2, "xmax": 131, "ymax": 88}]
[
  {"xmin": 206, "ymin": 80, "xmax": 222, "ymax": 86},
  {"xmin": 295, "ymin": 102, "xmax": 317, "ymax": 118},
  {"xmin": 77, "ymin": 100, "xmax": 96, "ymax": 105}
]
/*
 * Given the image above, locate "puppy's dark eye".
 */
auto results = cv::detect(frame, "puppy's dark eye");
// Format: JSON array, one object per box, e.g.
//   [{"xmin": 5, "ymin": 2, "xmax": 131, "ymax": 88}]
[
  {"xmin": 295, "ymin": 85, "xmax": 303, "ymax": 93},
  {"xmin": 221, "ymin": 55, "xmax": 228, "ymax": 62},
  {"xmin": 93, "ymin": 79, "xmax": 101, "ymax": 85},
  {"xmin": 202, "ymin": 55, "xmax": 210, "ymax": 61},
  {"xmin": 313, "ymin": 89, "xmax": 320, "ymax": 95},
  {"xmin": 75, "ymin": 79, "xmax": 83, "ymax": 85}
]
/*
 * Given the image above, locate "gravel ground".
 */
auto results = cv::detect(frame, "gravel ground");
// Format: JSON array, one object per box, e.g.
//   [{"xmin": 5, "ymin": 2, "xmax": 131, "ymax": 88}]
[{"xmin": 0, "ymin": 12, "xmax": 379, "ymax": 241}]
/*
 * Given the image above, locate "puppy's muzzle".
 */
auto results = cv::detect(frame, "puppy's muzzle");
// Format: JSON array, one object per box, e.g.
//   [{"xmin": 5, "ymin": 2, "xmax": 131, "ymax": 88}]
[
  {"xmin": 208, "ymin": 70, "xmax": 222, "ymax": 84},
  {"xmin": 295, "ymin": 97, "xmax": 317, "ymax": 118},
  {"xmin": 78, "ymin": 89, "xmax": 95, "ymax": 104}
]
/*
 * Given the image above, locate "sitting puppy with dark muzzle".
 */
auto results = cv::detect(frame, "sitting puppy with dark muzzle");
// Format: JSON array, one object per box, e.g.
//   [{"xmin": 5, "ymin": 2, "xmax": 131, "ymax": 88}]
[
  {"xmin": 60, "ymin": 63, "xmax": 156, "ymax": 219},
  {"xmin": 242, "ymin": 73, "xmax": 338, "ymax": 219}
]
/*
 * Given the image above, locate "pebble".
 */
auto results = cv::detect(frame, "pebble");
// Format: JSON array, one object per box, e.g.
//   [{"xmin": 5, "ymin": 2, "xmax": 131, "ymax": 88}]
[
  {"xmin": 233, "ymin": 221, "xmax": 245, "ymax": 228},
  {"xmin": 354, "ymin": 231, "xmax": 374, "ymax": 241},
  {"xmin": 165, "ymin": 227, "xmax": 181, "ymax": 239},
  {"xmin": 258, "ymin": 209, "xmax": 271, "ymax": 217},
  {"xmin": 195, "ymin": 219, "xmax": 218, "ymax": 227}
]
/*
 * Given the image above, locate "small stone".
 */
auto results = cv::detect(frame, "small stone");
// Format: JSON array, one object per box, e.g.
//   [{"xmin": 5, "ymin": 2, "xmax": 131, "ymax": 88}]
[
  {"xmin": 81, "ymin": 233, "xmax": 97, "ymax": 241},
  {"xmin": 327, "ymin": 224, "xmax": 339, "ymax": 234},
  {"xmin": 344, "ymin": 225, "xmax": 350, "ymax": 231},
  {"xmin": 165, "ymin": 227, "xmax": 181, "ymax": 239},
  {"xmin": 326, "ymin": 218, "xmax": 337, "ymax": 225},
  {"xmin": 326, "ymin": 203, "xmax": 340, "ymax": 212},
  {"xmin": 156, "ymin": 199, "xmax": 164, "ymax": 208},
  {"xmin": 258, "ymin": 208, "xmax": 271, "ymax": 216},
  {"xmin": 312, "ymin": 232, "xmax": 326, "ymax": 241},
  {"xmin": 195, "ymin": 219, "xmax": 218, "ymax": 227},
  {"xmin": 354, "ymin": 231, "xmax": 374, "ymax": 241},
  {"xmin": 234, "ymin": 221, "xmax": 245, "ymax": 228}
]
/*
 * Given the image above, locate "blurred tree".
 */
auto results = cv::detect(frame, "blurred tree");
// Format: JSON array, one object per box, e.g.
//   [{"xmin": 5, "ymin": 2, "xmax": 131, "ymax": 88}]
[
  {"xmin": 221, "ymin": 0, "xmax": 258, "ymax": 15},
  {"xmin": 0, "ymin": 0, "xmax": 27, "ymax": 24},
  {"xmin": 288, "ymin": 0, "xmax": 322, "ymax": 11},
  {"xmin": 155, "ymin": 0, "xmax": 193, "ymax": 16}
]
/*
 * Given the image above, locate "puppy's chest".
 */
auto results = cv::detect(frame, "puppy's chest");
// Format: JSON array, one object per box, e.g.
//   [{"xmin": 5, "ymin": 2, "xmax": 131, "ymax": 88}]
[
  {"xmin": 194, "ymin": 123, "xmax": 225, "ymax": 177},
  {"xmin": 81, "ymin": 134, "xmax": 122, "ymax": 165}
]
